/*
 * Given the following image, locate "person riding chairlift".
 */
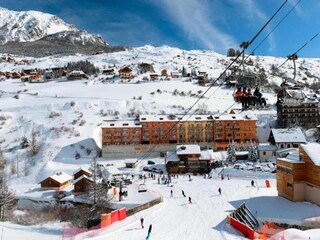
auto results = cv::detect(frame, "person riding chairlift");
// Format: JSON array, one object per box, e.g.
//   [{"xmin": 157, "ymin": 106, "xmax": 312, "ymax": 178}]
[
  {"xmin": 235, "ymin": 87, "xmax": 248, "ymax": 109},
  {"xmin": 253, "ymin": 87, "xmax": 267, "ymax": 107},
  {"xmin": 246, "ymin": 88, "xmax": 257, "ymax": 106}
]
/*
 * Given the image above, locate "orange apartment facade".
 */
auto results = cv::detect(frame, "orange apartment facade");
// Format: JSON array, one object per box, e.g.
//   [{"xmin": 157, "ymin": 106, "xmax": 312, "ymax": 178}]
[
  {"xmin": 277, "ymin": 143, "xmax": 320, "ymax": 205},
  {"xmin": 101, "ymin": 113, "xmax": 257, "ymax": 157}
]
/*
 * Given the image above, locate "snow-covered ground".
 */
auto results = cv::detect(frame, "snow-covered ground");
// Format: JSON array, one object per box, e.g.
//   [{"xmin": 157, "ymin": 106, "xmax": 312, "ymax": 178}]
[
  {"xmin": 2, "ymin": 165, "xmax": 320, "ymax": 239},
  {"xmin": 0, "ymin": 46, "xmax": 320, "ymax": 239}
]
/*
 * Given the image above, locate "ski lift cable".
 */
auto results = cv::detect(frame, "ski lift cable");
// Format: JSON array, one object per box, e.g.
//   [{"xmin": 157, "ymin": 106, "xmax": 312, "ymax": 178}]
[
  {"xmin": 136, "ymin": 0, "xmax": 289, "ymax": 162},
  {"xmin": 246, "ymin": 0, "xmax": 302, "ymax": 60},
  {"xmin": 276, "ymin": 32, "xmax": 319, "ymax": 69}
]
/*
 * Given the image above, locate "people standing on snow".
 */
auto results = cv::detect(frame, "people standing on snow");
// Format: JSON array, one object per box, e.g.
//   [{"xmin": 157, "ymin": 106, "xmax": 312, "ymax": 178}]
[
  {"xmin": 251, "ymin": 180, "xmax": 255, "ymax": 187},
  {"xmin": 218, "ymin": 187, "xmax": 221, "ymax": 195},
  {"xmin": 182, "ymin": 190, "xmax": 186, "ymax": 197},
  {"xmin": 188, "ymin": 196, "xmax": 192, "ymax": 204},
  {"xmin": 170, "ymin": 189, "xmax": 173, "ymax": 197},
  {"xmin": 140, "ymin": 217, "xmax": 144, "ymax": 229}
]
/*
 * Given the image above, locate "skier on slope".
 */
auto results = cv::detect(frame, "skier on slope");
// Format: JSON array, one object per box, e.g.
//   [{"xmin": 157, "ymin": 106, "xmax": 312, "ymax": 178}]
[
  {"xmin": 145, "ymin": 224, "xmax": 152, "ymax": 240},
  {"xmin": 182, "ymin": 190, "xmax": 186, "ymax": 197},
  {"xmin": 218, "ymin": 187, "xmax": 221, "ymax": 195},
  {"xmin": 140, "ymin": 217, "xmax": 144, "ymax": 229}
]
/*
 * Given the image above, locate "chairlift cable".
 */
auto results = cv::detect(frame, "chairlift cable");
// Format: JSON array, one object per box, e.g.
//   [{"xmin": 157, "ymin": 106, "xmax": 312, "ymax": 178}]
[
  {"xmin": 246, "ymin": 0, "xmax": 302, "ymax": 60},
  {"xmin": 136, "ymin": 0, "xmax": 289, "ymax": 162},
  {"xmin": 277, "ymin": 32, "xmax": 319, "ymax": 69}
]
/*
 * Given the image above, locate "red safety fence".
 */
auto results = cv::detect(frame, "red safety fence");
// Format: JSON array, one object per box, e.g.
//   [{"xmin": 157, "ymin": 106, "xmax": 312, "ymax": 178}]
[
  {"xmin": 111, "ymin": 209, "xmax": 119, "ymax": 223},
  {"xmin": 227, "ymin": 215, "xmax": 256, "ymax": 239},
  {"xmin": 62, "ymin": 208, "xmax": 127, "ymax": 240},
  {"xmin": 118, "ymin": 208, "xmax": 127, "ymax": 221}
]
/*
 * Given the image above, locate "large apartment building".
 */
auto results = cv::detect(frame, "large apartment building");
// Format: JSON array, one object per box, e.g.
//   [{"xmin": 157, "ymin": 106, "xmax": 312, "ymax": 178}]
[
  {"xmin": 277, "ymin": 89, "xmax": 319, "ymax": 129},
  {"xmin": 101, "ymin": 112, "xmax": 257, "ymax": 159}
]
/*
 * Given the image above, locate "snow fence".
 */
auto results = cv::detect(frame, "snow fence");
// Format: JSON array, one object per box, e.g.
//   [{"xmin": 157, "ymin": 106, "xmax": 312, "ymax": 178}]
[{"xmin": 62, "ymin": 208, "xmax": 127, "ymax": 240}]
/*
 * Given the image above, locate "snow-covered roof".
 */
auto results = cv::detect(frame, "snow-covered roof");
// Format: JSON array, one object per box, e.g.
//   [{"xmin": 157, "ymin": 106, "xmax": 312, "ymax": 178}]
[
  {"xmin": 68, "ymin": 70, "xmax": 86, "ymax": 75},
  {"xmin": 271, "ymin": 127, "xmax": 306, "ymax": 143},
  {"xmin": 278, "ymin": 149, "xmax": 301, "ymax": 163},
  {"xmin": 212, "ymin": 112, "xmax": 257, "ymax": 121},
  {"xmin": 102, "ymin": 120, "xmax": 141, "ymax": 128},
  {"xmin": 257, "ymin": 144, "xmax": 278, "ymax": 151},
  {"xmin": 235, "ymin": 151, "xmax": 249, "ymax": 156},
  {"xmin": 176, "ymin": 145, "xmax": 201, "ymax": 155},
  {"xmin": 139, "ymin": 114, "xmax": 212, "ymax": 122},
  {"xmin": 301, "ymin": 143, "xmax": 320, "ymax": 166},
  {"xmin": 41, "ymin": 172, "xmax": 72, "ymax": 184},
  {"xmin": 73, "ymin": 167, "xmax": 91, "ymax": 175},
  {"xmin": 102, "ymin": 167, "xmax": 123, "ymax": 180},
  {"xmin": 73, "ymin": 174, "xmax": 94, "ymax": 184},
  {"xmin": 199, "ymin": 149, "xmax": 214, "ymax": 161},
  {"xmin": 166, "ymin": 151, "xmax": 179, "ymax": 162}
]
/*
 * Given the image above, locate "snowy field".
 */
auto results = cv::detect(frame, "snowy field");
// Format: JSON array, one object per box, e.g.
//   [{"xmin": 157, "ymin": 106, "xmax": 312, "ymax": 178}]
[
  {"xmin": 3, "ymin": 165, "xmax": 320, "ymax": 239},
  {"xmin": 0, "ymin": 46, "xmax": 320, "ymax": 239}
]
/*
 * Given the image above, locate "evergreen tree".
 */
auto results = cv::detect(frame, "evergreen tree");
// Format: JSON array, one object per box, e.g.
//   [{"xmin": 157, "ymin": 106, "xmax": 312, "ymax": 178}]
[
  {"xmin": 226, "ymin": 141, "xmax": 236, "ymax": 162},
  {"xmin": 182, "ymin": 66, "xmax": 187, "ymax": 77},
  {"xmin": 248, "ymin": 143, "xmax": 258, "ymax": 162},
  {"xmin": 20, "ymin": 136, "xmax": 29, "ymax": 149}
]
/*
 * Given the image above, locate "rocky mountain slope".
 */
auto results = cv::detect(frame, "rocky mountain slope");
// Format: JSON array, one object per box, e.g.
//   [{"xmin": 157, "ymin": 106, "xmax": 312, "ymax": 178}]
[{"xmin": 0, "ymin": 8, "xmax": 125, "ymax": 57}]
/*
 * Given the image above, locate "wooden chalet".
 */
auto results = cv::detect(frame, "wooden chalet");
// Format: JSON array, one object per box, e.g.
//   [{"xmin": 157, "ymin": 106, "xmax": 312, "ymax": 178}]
[
  {"xmin": 119, "ymin": 66, "xmax": 133, "ymax": 80},
  {"xmin": 39, "ymin": 172, "xmax": 72, "ymax": 190},
  {"xmin": 67, "ymin": 70, "xmax": 88, "ymax": 80},
  {"xmin": 20, "ymin": 71, "xmax": 40, "ymax": 83},
  {"xmin": 11, "ymin": 72, "xmax": 21, "ymax": 79},
  {"xmin": 149, "ymin": 73, "xmax": 159, "ymax": 81},
  {"xmin": 277, "ymin": 143, "xmax": 320, "ymax": 205},
  {"xmin": 73, "ymin": 167, "xmax": 91, "ymax": 180},
  {"xmin": 166, "ymin": 145, "xmax": 213, "ymax": 174},
  {"xmin": 161, "ymin": 69, "xmax": 168, "ymax": 77},
  {"xmin": 74, "ymin": 175, "xmax": 94, "ymax": 195},
  {"xmin": 170, "ymin": 72, "xmax": 179, "ymax": 79},
  {"xmin": 102, "ymin": 68, "xmax": 115, "ymax": 75}
]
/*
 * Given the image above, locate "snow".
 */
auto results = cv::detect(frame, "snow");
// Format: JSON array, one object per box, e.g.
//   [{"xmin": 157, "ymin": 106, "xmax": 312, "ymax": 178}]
[
  {"xmin": 301, "ymin": 143, "xmax": 320, "ymax": 166},
  {"xmin": 271, "ymin": 127, "xmax": 307, "ymax": 143},
  {"xmin": 44, "ymin": 171, "xmax": 72, "ymax": 184},
  {"xmin": 0, "ymin": 45, "xmax": 320, "ymax": 239},
  {"xmin": 176, "ymin": 145, "xmax": 201, "ymax": 155}
]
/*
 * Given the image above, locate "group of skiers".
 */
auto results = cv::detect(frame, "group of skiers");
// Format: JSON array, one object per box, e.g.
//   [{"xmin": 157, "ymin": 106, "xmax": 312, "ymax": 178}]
[{"xmin": 234, "ymin": 86, "xmax": 267, "ymax": 109}]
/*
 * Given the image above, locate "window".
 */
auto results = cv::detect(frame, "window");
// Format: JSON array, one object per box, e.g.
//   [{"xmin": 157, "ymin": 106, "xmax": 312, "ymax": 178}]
[
  {"xmin": 263, "ymin": 151, "xmax": 266, "ymax": 155},
  {"xmin": 287, "ymin": 182, "xmax": 293, "ymax": 189}
]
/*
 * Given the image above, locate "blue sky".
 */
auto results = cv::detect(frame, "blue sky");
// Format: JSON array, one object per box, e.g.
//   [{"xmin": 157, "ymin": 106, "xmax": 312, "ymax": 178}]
[{"xmin": 1, "ymin": 0, "xmax": 320, "ymax": 57}]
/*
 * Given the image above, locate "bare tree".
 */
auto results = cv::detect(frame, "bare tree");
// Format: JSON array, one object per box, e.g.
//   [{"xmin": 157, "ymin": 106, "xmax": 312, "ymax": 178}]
[
  {"xmin": 0, "ymin": 172, "xmax": 15, "ymax": 221},
  {"xmin": 30, "ymin": 129, "xmax": 39, "ymax": 157}
]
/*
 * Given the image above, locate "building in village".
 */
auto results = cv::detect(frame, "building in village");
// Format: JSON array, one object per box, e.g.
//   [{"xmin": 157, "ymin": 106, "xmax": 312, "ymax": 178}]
[
  {"xmin": 39, "ymin": 172, "xmax": 72, "ymax": 190},
  {"xmin": 119, "ymin": 66, "xmax": 133, "ymax": 80},
  {"xmin": 73, "ymin": 167, "xmax": 91, "ymax": 180},
  {"xmin": 277, "ymin": 88, "xmax": 319, "ymax": 129},
  {"xmin": 268, "ymin": 127, "xmax": 307, "ymax": 150},
  {"xmin": 166, "ymin": 145, "xmax": 214, "ymax": 173},
  {"xmin": 257, "ymin": 144, "xmax": 278, "ymax": 162},
  {"xmin": 74, "ymin": 175, "xmax": 94, "ymax": 195},
  {"xmin": 277, "ymin": 143, "xmax": 320, "ymax": 205},
  {"xmin": 67, "ymin": 70, "xmax": 88, "ymax": 80},
  {"xmin": 101, "ymin": 112, "xmax": 257, "ymax": 159}
]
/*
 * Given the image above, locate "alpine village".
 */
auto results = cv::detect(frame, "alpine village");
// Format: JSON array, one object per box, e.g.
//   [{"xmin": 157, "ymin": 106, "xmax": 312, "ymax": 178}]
[{"xmin": 1, "ymin": 3, "xmax": 320, "ymax": 240}]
